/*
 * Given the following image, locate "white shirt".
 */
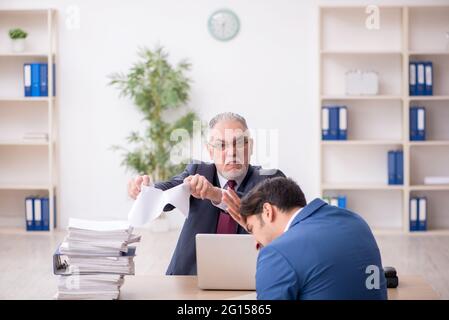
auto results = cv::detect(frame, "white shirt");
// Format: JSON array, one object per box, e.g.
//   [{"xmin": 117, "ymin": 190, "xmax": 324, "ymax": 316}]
[
  {"xmin": 212, "ymin": 171, "xmax": 244, "ymax": 211},
  {"xmin": 284, "ymin": 208, "xmax": 302, "ymax": 232}
]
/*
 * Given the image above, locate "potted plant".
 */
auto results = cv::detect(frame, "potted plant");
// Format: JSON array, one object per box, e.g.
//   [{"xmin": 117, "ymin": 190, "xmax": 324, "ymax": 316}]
[
  {"xmin": 109, "ymin": 46, "xmax": 199, "ymax": 231},
  {"xmin": 9, "ymin": 28, "xmax": 28, "ymax": 53}
]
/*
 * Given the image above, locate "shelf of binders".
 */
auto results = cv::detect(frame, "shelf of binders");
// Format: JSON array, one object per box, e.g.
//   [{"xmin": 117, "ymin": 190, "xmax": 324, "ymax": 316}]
[
  {"xmin": 321, "ymin": 95, "xmax": 403, "ymax": 101},
  {"xmin": 0, "ymin": 184, "xmax": 53, "ymax": 190},
  {"xmin": 0, "ymin": 140, "xmax": 50, "ymax": 146},
  {"xmin": 0, "ymin": 52, "xmax": 54, "ymax": 57},
  {"xmin": 322, "ymin": 184, "xmax": 404, "ymax": 191},
  {"xmin": 322, "ymin": 140, "xmax": 403, "ymax": 146},
  {"xmin": 0, "ymin": 8, "xmax": 57, "ymax": 231},
  {"xmin": 0, "ymin": 97, "xmax": 55, "ymax": 102}
]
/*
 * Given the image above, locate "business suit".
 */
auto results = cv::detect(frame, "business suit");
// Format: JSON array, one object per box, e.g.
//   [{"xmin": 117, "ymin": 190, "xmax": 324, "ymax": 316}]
[
  {"xmin": 155, "ymin": 161, "xmax": 285, "ymax": 275},
  {"xmin": 256, "ymin": 198, "xmax": 387, "ymax": 300}
]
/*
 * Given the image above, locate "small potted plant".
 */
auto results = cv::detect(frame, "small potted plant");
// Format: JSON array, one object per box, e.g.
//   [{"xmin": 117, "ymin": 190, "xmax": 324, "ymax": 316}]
[{"xmin": 9, "ymin": 28, "xmax": 28, "ymax": 53}]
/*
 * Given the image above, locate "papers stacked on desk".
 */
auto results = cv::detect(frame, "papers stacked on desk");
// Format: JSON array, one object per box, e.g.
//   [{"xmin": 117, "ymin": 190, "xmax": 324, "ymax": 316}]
[{"xmin": 54, "ymin": 218, "xmax": 141, "ymax": 300}]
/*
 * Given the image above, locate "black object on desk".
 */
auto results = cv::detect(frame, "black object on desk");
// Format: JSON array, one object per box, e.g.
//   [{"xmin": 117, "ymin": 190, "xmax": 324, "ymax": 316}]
[{"xmin": 384, "ymin": 266, "xmax": 399, "ymax": 288}]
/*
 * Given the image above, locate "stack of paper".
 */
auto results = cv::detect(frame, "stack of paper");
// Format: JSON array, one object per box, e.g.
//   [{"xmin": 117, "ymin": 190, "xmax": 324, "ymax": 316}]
[{"xmin": 54, "ymin": 218, "xmax": 141, "ymax": 300}]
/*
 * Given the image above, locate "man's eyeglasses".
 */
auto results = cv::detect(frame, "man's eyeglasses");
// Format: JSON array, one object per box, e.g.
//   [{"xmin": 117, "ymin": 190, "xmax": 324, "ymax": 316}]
[{"xmin": 208, "ymin": 137, "xmax": 250, "ymax": 151}]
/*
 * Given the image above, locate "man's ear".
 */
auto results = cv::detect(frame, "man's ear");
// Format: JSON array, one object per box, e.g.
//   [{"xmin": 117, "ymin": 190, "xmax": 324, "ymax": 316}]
[
  {"xmin": 262, "ymin": 202, "xmax": 275, "ymax": 223},
  {"xmin": 249, "ymin": 137, "xmax": 254, "ymax": 156}
]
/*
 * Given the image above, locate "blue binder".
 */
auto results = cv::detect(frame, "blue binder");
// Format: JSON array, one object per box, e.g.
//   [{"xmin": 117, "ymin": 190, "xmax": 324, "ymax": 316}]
[
  {"xmin": 418, "ymin": 197, "xmax": 427, "ymax": 231},
  {"xmin": 337, "ymin": 196, "xmax": 347, "ymax": 209},
  {"xmin": 39, "ymin": 63, "xmax": 48, "ymax": 97},
  {"xmin": 416, "ymin": 107, "xmax": 426, "ymax": 141},
  {"xmin": 329, "ymin": 106, "xmax": 339, "ymax": 140},
  {"xmin": 410, "ymin": 106, "xmax": 418, "ymax": 141},
  {"xmin": 409, "ymin": 62, "xmax": 417, "ymax": 96},
  {"xmin": 416, "ymin": 62, "xmax": 425, "ymax": 95},
  {"xmin": 424, "ymin": 61, "xmax": 433, "ymax": 96},
  {"xmin": 395, "ymin": 151, "xmax": 403, "ymax": 185},
  {"xmin": 322, "ymin": 107, "xmax": 331, "ymax": 140},
  {"xmin": 24, "ymin": 63, "xmax": 32, "ymax": 96},
  {"xmin": 42, "ymin": 197, "xmax": 50, "ymax": 231},
  {"xmin": 338, "ymin": 106, "xmax": 347, "ymax": 140},
  {"xmin": 388, "ymin": 151, "xmax": 397, "ymax": 185},
  {"xmin": 30, "ymin": 63, "xmax": 41, "ymax": 96},
  {"xmin": 409, "ymin": 198, "xmax": 418, "ymax": 232},
  {"xmin": 25, "ymin": 197, "xmax": 34, "ymax": 231}
]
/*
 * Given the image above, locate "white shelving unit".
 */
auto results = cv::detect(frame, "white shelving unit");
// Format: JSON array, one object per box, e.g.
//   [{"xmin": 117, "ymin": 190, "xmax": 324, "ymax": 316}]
[
  {"xmin": 0, "ymin": 9, "xmax": 58, "ymax": 231},
  {"xmin": 319, "ymin": 5, "xmax": 449, "ymax": 234}
]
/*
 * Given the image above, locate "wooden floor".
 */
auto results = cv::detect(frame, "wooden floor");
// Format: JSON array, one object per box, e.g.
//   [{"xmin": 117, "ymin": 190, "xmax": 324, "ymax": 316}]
[{"xmin": 0, "ymin": 228, "xmax": 448, "ymax": 299}]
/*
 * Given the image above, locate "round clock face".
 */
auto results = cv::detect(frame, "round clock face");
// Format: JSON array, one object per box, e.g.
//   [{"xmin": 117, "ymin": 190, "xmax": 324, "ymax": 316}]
[{"xmin": 208, "ymin": 9, "xmax": 240, "ymax": 41}]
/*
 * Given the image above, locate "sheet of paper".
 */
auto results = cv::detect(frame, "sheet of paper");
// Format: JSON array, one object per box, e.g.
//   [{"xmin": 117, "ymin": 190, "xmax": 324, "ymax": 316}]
[
  {"xmin": 68, "ymin": 218, "xmax": 130, "ymax": 231},
  {"xmin": 128, "ymin": 183, "xmax": 191, "ymax": 227}
]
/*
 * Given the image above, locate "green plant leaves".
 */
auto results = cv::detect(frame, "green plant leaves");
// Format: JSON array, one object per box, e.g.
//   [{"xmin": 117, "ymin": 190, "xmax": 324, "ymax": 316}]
[{"xmin": 109, "ymin": 46, "xmax": 200, "ymax": 182}]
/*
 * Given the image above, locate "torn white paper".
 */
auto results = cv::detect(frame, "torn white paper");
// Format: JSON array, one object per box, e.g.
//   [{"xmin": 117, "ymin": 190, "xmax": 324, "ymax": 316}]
[{"xmin": 128, "ymin": 183, "xmax": 191, "ymax": 227}]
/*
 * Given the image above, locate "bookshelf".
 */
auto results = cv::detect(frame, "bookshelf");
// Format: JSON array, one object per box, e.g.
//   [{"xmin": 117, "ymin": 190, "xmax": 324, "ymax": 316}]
[
  {"xmin": 0, "ymin": 9, "xmax": 58, "ymax": 231},
  {"xmin": 319, "ymin": 5, "xmax": 449, "ymax": 234}
]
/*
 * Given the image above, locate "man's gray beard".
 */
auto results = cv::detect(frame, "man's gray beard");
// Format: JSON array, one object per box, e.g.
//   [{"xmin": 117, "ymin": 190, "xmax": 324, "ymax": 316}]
[{"xmin": 220, "ymin": 165, "xmax": 249, "ymax": 181}]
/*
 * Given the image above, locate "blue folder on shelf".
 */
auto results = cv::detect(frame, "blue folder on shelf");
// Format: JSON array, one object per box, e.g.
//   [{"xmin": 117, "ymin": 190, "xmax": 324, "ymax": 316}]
[
  {"xmin": 30, "ymin": 63, "xmax": 41, "ymax": 97},
  {"xmin": 388, "ymin": 151, "xmax": 397, "ymax": 185},
  {"xmin": 410, "ymin": 198, "xmax": 419, "ymax": 231},
  {"xmin": 322, "ymin": 106, "xmax": 331, "ymax": 140},
  {"xmin": 418, "ymin": 197, "xmax": 427, "ymax": 231},
  {"xmin": 416, "ymin": 62, "xmax": 425, "ymax": 95},
  {"xmin": 395, "ymin": 150, "xmax": 403, "ymax": 185},
  {"xmin": 410, "ymin": 106, "xmax": 426, "ymax": 141},
  {"xmin": 409, "ymin": 61, "xmax": 417, "ymax": 96},
  {"xmin": 424, "ymin": 61, "xmax": 433, "ymax": 96},
  {"xmin": 338, "ymin": 106, "xmax": 347, "ymax": 140},
  {"xmin": 337, "ymin": 196, "xmax": 347, "ymax": 209},
  {"xmin": 329, "ymin": 106, "xmax": 339, "ymax": 140}
]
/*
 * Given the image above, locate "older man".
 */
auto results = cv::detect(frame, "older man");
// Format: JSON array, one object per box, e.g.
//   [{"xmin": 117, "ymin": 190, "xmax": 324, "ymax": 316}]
[{"xmin": 128, "ymin": 112, "xmax": 285, "ymax": 275}]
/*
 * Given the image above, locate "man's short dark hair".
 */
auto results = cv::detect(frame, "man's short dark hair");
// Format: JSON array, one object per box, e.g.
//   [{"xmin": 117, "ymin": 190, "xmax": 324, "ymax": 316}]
[{"xmin": 240, "ymin": 177, "xmax": 307, "ymax": 217}]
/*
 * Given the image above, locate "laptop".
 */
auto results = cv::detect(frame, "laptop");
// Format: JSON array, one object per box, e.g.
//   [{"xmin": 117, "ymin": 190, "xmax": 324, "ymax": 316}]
[{"xmin": 195, "ymin": 234, "xmax": 258, "ymax": 290}]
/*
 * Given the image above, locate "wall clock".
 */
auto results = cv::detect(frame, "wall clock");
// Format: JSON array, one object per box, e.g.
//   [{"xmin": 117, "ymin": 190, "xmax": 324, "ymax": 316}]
[{"xmin": 208, "ymin": 9, "xmax": 240, "ymax": 41}]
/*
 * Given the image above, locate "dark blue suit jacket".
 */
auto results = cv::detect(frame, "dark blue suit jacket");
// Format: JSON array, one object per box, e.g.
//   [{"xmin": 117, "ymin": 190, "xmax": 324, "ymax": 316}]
[
  {"xmin": 256, "ymin": 198, "xmax": 387, "ymax": 300},
  {"xmin": 154, "ymin": 161, "xmax": 285, "ymax": 275}
]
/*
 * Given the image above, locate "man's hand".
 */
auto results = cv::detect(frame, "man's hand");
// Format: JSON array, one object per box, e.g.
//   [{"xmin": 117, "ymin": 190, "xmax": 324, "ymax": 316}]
[
  {"xmin": 222, "ymin": 188, "xmax": 248, "ymax": 232},
  {"xmin": 128, "ymin": 175, "xmax": 151, "ymax": 200},
  {"xmin": 184, "ymin": 174, "xmax": 222, "ymax": 203}
]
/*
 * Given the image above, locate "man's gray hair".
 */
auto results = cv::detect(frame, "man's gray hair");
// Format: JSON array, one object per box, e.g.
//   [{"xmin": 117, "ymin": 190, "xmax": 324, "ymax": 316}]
[{"xmin": 208, "ymin": 112, "xmax": 248, "ymax": 130}]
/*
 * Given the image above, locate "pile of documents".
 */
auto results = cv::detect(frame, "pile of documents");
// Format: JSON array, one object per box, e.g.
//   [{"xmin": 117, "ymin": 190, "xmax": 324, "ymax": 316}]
[{"xmin": 54, "ymin": 218, "xmax": 141, "ymax": 300}]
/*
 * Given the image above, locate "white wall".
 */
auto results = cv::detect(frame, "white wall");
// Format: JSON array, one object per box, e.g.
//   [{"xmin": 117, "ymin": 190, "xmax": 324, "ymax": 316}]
[{"xmin": 1, "ymin": 0, "xmax": 447, "ymax": 228}]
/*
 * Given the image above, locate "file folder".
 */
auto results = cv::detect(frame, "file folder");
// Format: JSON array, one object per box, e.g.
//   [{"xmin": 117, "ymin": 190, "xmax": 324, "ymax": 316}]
[
  {"xmin": 388, "ymin": 151, "xmax": 397, "ymax": 185},
  {"xmin": 329, "ymin": 106, "xmax": 339, "ymax": 140},
  {"xmin": 338, "ymin": 106, "xmax": 347, "ymax": 140},
  {"xmin": 24, "ymin": 64, "xmax": 32, "ymax": 97},
  {"xmin": 30, "ymin": 63, "xmax": 41, "ymax": 96},
  {"xmin": 416, "ymin": 62, "xmax": 425, "ymax": 95},
  {"xmin": 42, "ymin": 197, "xmax": 50, "ymax": 231},
  {"xmin": 410, "ymin": 106, "xmax": 417, "ymax": 140},
  {"xmin": 410, "ymin": 198, "xmax": 418, "ymax": 231},
  {"xmin": 418, "ymin": 197, "xmax": 427, "ymax": 231},
  {"xmin": 409, "ymin": 62, "xmax": 417, "ymax": 96},
  {"xmin": 337, "ymin": 196, "xmax": 347, "ymax": 209},
  {"xmin": 416, "ymin": 107, "xmax": 426, "ymax": 141},
  {"xmin": 321, "ymin": 107, "xmax": 331, "ymax": 140},
  {"xmin": 25, "ymin": 197, "xmax": 34, "ymax": 231},
  {"xmin": 395, "ymin": 151, "xmax": 403, "ymax": 185},
  {"xmin": 424, "ymin": 61, "xmax": 433, "ymax": 96},
  {"xmin": 34, "ymin": 198, "xmax": 42, "ymax": 230},
  {"xmin": 39, "ymin": 63, "xmax": 48, "ymax": 97}
]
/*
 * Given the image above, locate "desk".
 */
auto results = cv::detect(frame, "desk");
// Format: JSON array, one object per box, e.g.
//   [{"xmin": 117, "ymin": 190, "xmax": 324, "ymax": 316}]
[{"xmin": 120, "ymin": 275, "xmax": 439, "ymax": 300}]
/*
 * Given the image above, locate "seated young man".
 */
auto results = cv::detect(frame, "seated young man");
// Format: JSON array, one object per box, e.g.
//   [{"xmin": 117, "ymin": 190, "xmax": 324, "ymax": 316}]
[{"xmin": 223, "ymin": 177, "xmax": 387, "ymax": 300}]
